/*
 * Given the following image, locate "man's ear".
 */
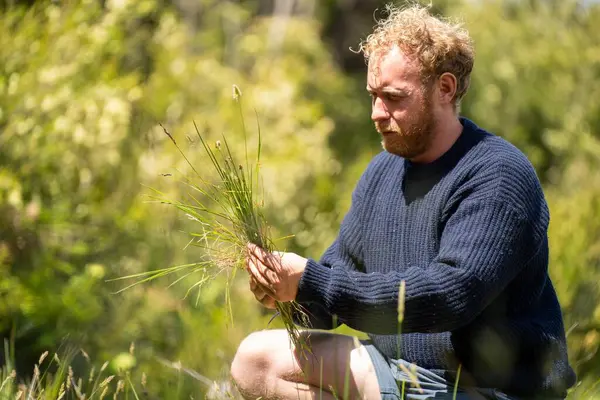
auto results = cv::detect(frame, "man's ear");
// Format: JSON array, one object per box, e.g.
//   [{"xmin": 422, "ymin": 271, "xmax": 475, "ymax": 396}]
[{"xmin": 437, "ymin": 72, "xmax": 457, "ymax": 106}]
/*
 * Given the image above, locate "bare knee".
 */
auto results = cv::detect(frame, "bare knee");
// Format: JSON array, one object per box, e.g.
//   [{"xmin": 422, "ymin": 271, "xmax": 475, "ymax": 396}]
[
  {"xmin": 349, "ymin": 346, "xmax": 382, "ymax": 400},
  {"xmin": 230, "ymin": 330, "xmax": 281, "ymax": 397}
]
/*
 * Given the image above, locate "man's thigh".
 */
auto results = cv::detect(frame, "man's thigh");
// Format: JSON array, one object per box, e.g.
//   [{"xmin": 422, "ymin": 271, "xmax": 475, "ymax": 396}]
[{"xmin": 263, "ymin": 329, "xmax": 382, "ymax": 399}]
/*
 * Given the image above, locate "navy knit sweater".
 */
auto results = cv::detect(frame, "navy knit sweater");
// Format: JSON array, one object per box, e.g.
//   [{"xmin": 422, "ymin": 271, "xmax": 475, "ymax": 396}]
[{"xmin": 295, "ymin": 118, "xmax": 576, "ymax": 397}]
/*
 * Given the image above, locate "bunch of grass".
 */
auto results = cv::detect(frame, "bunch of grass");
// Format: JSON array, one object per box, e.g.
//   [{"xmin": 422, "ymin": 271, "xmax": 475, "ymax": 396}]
[{"xmin": 112, "ymin": 85, "xmax": 309, "ymax": 353}]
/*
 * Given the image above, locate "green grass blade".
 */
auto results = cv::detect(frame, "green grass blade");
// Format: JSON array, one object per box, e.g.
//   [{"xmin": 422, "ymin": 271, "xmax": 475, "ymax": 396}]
[
  {"xmin": 126, "ymin": 376, "xmax": 141, "ymax": 400},
  {"xmin": 452, "ymin": 364, "xmax": 462, "ymax": 400}
]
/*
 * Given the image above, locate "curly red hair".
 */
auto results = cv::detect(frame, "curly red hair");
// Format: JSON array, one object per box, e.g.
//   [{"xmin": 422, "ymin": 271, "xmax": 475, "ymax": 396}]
[{"xmin": 358, "ymin": 3, "xmax": 475, "ymax": 107}]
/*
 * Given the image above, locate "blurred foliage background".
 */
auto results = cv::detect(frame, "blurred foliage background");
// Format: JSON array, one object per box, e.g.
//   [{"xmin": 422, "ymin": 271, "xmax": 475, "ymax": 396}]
[{"xmin": 0, "ymin": 0, "xmax": 599, "ymax": 398}]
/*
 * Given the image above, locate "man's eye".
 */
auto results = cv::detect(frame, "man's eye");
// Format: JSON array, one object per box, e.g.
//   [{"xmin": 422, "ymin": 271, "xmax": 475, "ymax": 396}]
[{"xmin": 386, "ymin": 94, "xmax": 402, "ymax": 102}]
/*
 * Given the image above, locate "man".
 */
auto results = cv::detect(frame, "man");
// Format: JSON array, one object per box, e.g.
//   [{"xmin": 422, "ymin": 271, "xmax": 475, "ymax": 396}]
[{"xmin": 230, "ymin": 4, "xmax": 576, "ymax": 399}]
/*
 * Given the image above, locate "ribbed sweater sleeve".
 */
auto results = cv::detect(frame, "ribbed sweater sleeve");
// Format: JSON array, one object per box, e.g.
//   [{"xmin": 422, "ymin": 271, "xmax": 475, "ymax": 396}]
[{"xmin": 296, "ymin": 190, "xmax": 539, "ymax": 335}]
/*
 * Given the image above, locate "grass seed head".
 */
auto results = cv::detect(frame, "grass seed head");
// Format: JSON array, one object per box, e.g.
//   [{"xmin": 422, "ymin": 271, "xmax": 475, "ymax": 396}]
[
  {"xmin": 57, "ymin": 383, "xmax": 65, "ymax": 400},
  {"xmin": 99, "ymin": 375, "xmax": 115, "ymax": 388},
  {"xmin": 114, "ymin": 379, "xmax": 124, "ymax": 399},
  {"xmin": 232, "ymin": 84, "xmax": 242, "ymax": 101},
  {"xmin": 38, "ymin": 351, "xmax": 49, "ymax": 365},
  {"xmin": 81, "ymin": 349, "xmax": 90, "ymax": 363},
  {"xmin": 100, "ymin": 361, "xmax": 109, "ymax": 373}
]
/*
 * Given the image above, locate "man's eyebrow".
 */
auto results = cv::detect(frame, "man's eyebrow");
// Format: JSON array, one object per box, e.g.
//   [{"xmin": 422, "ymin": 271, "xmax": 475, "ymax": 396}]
[
  {"xmin": 366, "ymin": 86, "xmax": 409, "ymax": 95},
  {"xmin": 382, "ymin": 87, "xmax": 409, "ymax": 95}
]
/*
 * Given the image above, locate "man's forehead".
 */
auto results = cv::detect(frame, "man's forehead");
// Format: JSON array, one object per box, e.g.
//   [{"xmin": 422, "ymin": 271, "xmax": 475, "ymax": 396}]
[{"xmin": 367, "ymin": 46, "xmax": 420, "ymax": 87}]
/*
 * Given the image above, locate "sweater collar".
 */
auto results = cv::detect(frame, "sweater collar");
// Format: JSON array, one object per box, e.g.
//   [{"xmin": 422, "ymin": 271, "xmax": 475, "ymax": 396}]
[{"xmin": 404, "ymin": 117, "xmax": 485, "ymax": 173}]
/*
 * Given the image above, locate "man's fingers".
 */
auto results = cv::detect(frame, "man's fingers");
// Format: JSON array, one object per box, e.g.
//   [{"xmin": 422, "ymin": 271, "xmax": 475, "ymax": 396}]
[
  {"xmin": 247, "ymin": 257, "xmax": 276, "ymax": 296},
  {"xmin": 247, "ymin": 251, "xmax": 280, "ymax": 286},
  {"xmin": 247, "ymin": 243, "xmax": 271, "ymax": 269},
  {"xmin": 249, "ymin": 277, "xmax": 276, "ymax": 309},
  {"xmin": 254, "ymin": 289, "xmax": 265, "ymax": 302},
  {"xmin": 266, "ymin": 252, "xmax": 283, "ymax": 274},
  {"xmin": 247, "ymin": 243, "xmax": 266, "ymax": 261},
  {"xmin": 262, "ymin": 296, "xmax": 276, "ymax": 309},
  {"xmin": 249, "ymin": 276, "xmax": 266, "ymax": 299},
  {"xmin": 249, "ymin": 276, "xmax": 268, "ymax": 298},
  {"xmin": 247, "ymin": 243, "xmax": 283, "ymax": 273}
]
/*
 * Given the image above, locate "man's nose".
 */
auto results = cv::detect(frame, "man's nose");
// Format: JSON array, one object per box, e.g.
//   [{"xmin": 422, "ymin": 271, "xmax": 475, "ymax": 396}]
[{"xmin": 371, "ymin": 96, "xmax": 390, "ymax": 122}]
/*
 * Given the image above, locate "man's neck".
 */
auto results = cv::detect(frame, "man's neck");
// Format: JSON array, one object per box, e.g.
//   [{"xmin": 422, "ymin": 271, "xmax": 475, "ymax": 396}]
[{"xmin": 409, "ymin": 116, "xmax": 463, "ymax": 164}]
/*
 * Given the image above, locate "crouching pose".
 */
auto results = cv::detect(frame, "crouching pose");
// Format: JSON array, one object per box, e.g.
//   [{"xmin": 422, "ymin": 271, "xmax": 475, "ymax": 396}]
[{"xmin": 231, "ymin": 4, "xmax": 576, "ymax": 399}]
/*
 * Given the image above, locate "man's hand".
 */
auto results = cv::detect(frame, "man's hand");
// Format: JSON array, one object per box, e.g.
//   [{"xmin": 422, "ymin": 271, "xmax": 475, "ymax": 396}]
[
  {"xmin": 246, "ymin": 243, "xmax": 308, "ymax": 304},
  {"xmin": 248, "ymin": 276, "xmax": 277, "ymax": 309}
]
